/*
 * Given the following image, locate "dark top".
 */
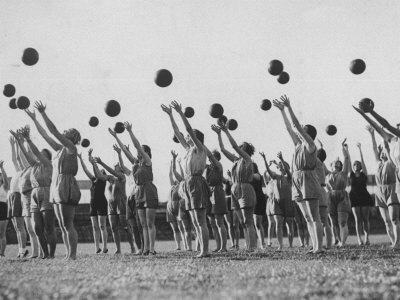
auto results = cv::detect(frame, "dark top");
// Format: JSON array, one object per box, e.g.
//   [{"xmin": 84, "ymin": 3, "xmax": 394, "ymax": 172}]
[
  {"xmin": 90, "ymin": 178, "xmax": 107, "ymax": 204},
  {"xmin": 251, "ymin": 163, "xmax": 267, "ymax": 215},
  {"xmin": 349, "ymin": 171, "xmax": 374, "ymax": 207}
]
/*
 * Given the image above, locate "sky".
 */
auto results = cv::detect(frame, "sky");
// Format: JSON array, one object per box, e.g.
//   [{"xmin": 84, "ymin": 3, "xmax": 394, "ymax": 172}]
[{"xmin": 1, "ymin": 1, "xmax": 400, "ymax": 203}]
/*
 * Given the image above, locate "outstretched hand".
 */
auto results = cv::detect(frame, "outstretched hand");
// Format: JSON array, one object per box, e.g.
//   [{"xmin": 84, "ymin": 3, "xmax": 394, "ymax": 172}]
[
  {"xmin": 25, "ymin": 109, "xmax": 36, "ymax": 120},
  {"xmin": 366, "ymin": 125, "xmax": 374, "ymax": 135},
  {"xmin": 124, "ymin": 122, "xmax": 132, "ymax": 131},
  {"xmin": 161, "ymin": 104, "xmax": 172, "ymax": 115},
  {"xmin": 0, "ymin": 161, "xmax": 4, "ymax": 168},
  {"xmin": 171, "ymin": 150, "xmax": 178, "ymax": 159},
  {"xmin": 280, "ymin": 94, "xmax": 290, "ymax": 107},
  {"xmin": 277, "ymin": 151, "xmax": 283, "ymax": 160},
  {"xmin": 217, "ymin": 120, "xmax": 228, "ymax": 132},
  {"xmin": 272, "ymin": 99, "xmax": 284, "ymax": 111},
  {"xmin": 108, "ymin": 128, "xmax": 117, "ymax": 137},
  {"xmin": 259, "ymin": 151, "xmax": 266, "ymax": 160},
  {"xmin": 18, "ymin": 125, "xmax": 30, "ymax": 139},
  {"xmin": 356, "ymin": 142, "xmax": 361, "ymax": 149},
  {"xmin": 211, "ymin": 125, "xmax": 221, "ymax": 134},
  {"xmin": 171, "ymin": 101, "xmax": 183, "ymax": 114},
  {"xmin": 9, "ymin": 136, "xmax": 15, "ymax": 146},
  {"xmin": 34, "ymin": 100, "xmax": 46, "ymax": 113},
  {"xmin": 94, "ymin": 157, "xmax": 102, "ymax": 164},
  {"xmin": 113, "ymin": 144, "xmax": 121, "ymax": 154}
]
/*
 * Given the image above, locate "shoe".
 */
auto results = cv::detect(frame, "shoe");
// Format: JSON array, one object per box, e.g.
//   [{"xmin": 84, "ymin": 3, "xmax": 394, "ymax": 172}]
[
  {"xmin": 142, "ymin": 250, "xmax": 150, "ymax": 256},
  {"xmin": 21, "ymin": 250, "xmax": 29, "ymax": 258},
  {"xmin": 96, "ymin": 248, "xmax": 102, "ymax": 254},
  {"xmin": 150, "ymin": 251, "xmax": 156, "ymax": 256},
  {"xmin": 102, "ymin": 249, "xmax": 108, "ymax": 254}
]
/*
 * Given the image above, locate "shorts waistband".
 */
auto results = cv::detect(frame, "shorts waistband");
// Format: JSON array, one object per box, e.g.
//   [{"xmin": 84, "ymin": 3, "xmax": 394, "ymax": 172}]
[{"xmin": 321, "ymin": 184, "xmax": 326, "ymax": 187}]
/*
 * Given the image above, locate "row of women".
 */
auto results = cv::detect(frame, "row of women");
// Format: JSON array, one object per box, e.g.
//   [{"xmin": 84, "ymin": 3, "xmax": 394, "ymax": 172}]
[{"xmin": 0, "ymin": 96, "xmax": 399, "ymax": 259}]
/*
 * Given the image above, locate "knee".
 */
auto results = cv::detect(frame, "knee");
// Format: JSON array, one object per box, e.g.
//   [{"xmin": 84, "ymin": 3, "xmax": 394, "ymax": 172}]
[
  {"xmin": 92, "ymin": 224, "xmax": 100, "ymax": 231},
  {"xmin": 339, "ymin": 220, "xmax": 347, "ymax": 227},
  {"xmin": 99, "ymin": 224, "xmax": 106, "ymax": 231},
  {"xmin": 391, "ymin": 218, "xmax": 399, "ymax": 225},
  {"xmin": 216, "ymin": 218, "xmax": 224, "ymax": 228}
]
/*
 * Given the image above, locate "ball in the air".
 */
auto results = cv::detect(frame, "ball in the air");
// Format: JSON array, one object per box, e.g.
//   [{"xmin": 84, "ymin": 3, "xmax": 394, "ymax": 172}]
[
  {"xmin": 17, "ymin": 96, "xmax": 30, "ymax": 109},
  {"xmin": 89, "ymin": 116, "xmax": 99, "ymax": 127},
  {"xmin": 350, "ymin": 59, "xmax": 366, "ymax": 75},
  {"xmin": 359, "ymin": 98, "xmax": 374, "ymax": 113},
  {"xmin": 173, "ymin": 135, "xmax": 179, "ymax": 143},
  {"xmin": 227, "ymin": 119, "xmax": 238, "ymax": 131},
  {"xmin": 260, "ymin": 99, "xmax": 272, "ymax": 111},
  {"xmin": 184, "ymin": 107, "xmax": 195, "ymax": 118},
  {"xmin": 218, "ymin": 115, "xmax": 228, "ymax": 125},
  {"xmin": 105, "ymin": 100, "xmax": 121, "ymax": 117},
  {"xmin": 3, "ymin": 84, "xmax": 16, "ymax": 97},
  {"xmin": 268, "ymin": 60, "xmax": 284, "ymax": 76},
  {"xmin": 277, "ymin": 72, "xmax": 290, "ymax": 84},
  {"xmin": 81, "ymin": 139, "xmax": 90, "ymax": 148},
  {"xmin": 326, "ymin": 125, "xmax": 337, "ymax": 136},
  {"xmin": 209, "ymin": 103, "xmax": 224, "ymax": 118},
  {"xmin": 9, "ymin": 98, "xmax": 17, "ymax": 109},
  {"xmin": 155, "ymin": 69, "xmax": 173, "ymax": 87},
  {"xmin": 22, "ymin": 48, "xmax": 39, "ymax": 66},
  {"xmin": 114, "ymin": 122, "xmax": 125, "ymax": 134}
]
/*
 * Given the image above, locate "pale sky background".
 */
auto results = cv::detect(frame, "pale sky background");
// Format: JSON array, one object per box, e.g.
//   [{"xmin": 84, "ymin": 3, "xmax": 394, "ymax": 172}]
[{"xmin": 1, "ymin": 1, "xmax": 400, "ymax": 203}]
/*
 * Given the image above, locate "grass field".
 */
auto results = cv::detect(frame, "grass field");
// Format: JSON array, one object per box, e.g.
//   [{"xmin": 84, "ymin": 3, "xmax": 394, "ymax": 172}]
[{"xmin": 1, "ymin": 235, "xmax": 400, "ymax": 300}]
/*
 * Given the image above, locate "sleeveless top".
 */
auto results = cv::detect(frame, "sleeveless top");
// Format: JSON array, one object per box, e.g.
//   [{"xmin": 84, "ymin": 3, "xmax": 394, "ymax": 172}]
[
  {"xmin": 315, "ymin": 159, "xmax": 326, "ymax": 185},
  {"xmin": 231, "ymin": 158, "xmax": 253, "ymax": 184},
  {"xmin": 9, "ymin": 172, "xmax": 21, "ymax": 194},
  {"xmin": 169, "ymin": 184, "xmax": 181, "ymax": 202},
  {"xmin": 19, "ymin": 167, "xmax": 32, "ymax": 193},
  {"xmin": 376, "ymin": 160, "xmax": 397, "ymax": 186},
  {"xmin": 90, "ymin": 178, "xmax": 107, "ymax": 202},
  {"xmin": 273, "ymin": 174, "xmax": 292, "ymax": 200},
  {"xmin": 205, "ymin": 161, "xmax": 223, "ymax": 187},
  {"xmin": 326, "ymin": 171, "xmax": 347, "ymax": 191},
  {"xmin": 31, "ymin": 162, "xmax": 52, "ymax": 188},
  {"xmin": 0, "ymin": 185, "xmax": 7, "ymax": 203},
  {"xmin": 184, "ymin": 147, "xmax": 207, "ymax": 176},
  {"xmin": 349, "ymin": 171, "xmax": 372, "ymax": 202},
  {"xmin": 133, "ymin": 163, "xmax": 158, "ymax": 203},
  {"xmin": 251, "ymin": 163, "xmax": 265, "ymax": 200},
  {"xmin": 292, "ymin": 142, "xmax": 317, "ymax": 172}
]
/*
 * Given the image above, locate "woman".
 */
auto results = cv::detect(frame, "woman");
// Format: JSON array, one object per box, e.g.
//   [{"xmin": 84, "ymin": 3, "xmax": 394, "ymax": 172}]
[
  {"xmin": 161, "ymin": 102, "xmax": 210, "ymax": 257},
  {"xmin": 264, "ymin": 171, "xmax": 276, "ymax": 247},
  {"xmin": 33, "ymin": 101, "xmax": 81, "ymax": 260},
  {"xmin": 167, "ymin": 151, "xmax": 186, "ymax": 250},
  {"xmin": 251, "ymin": 162, "xmax": 266, "ymax": 249},
  {"xmin": 0, "ymin": 161, "xmax": 9, "ymax": 257},
  {"xmin": 7, "ymin": 137, "xmax": 28, "ymax": 258},
  {"xmin": 94, "ymin": 155, "xmax": 134, "ymax": 254},
  {"xmin": 349, "ymin": 143, "xmax": 374, "ymax": 245},
  {"xmin": 17, "ymin": 126, "xmax": 56, "ymax": 258},
  {"xmin": 224, "ymin": 171, "xmax": 240, "ymax": 249},
  {"xmin": 354, "ymin": 105, "xmax": 400, "ymax": 247},
  {"xmin": 261, "ymin": 152, "xmax": 295, "ymax": 250},
  {"xmin": 78, "ymin": 149, "xmax": 108, "ymax": 254},
  {"xmin": 205, "ymin": 148, "xmax": 228, "ymax": 252},
  {"xmin": 325, "ymin": 139, "xmax": 351, "ymax": 247},
  {"xmin": 122, "ymin": 122, "xmax": 159, "ymax": 255},
  {"xmin": 273, "ymin": 95, "xmax": 323, "ymax": 253},
  {"xmin": 217, "ymin": 122, "xmax": 257, "ymax": 251}
]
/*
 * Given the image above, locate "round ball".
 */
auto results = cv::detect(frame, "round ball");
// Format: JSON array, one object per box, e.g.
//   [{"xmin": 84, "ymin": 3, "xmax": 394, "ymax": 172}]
[
  {"xmin": 89, "ymin": 116, "xmax": 99, "ymax": 127},
  {"xmin": 227, "ymin": 119, "xmax": 238, "ymax": 131},
  {"xmin": 155, "ymin": 69, "xmax": 173, "ymax": 87},
  {"xmin": 16, "ymin": 96, "xmax": 30, "ymax": 109},
  {"xmin": 3, "ymin": 84, "xmax": 16, "ymax": 97},
  {"xmin": 350, "ymin": 59, "xmax": 366, "ymax": 75},
  {"xmin": 81, "ymin": 139, "xmax": 90, "ymax": 148},
  {"xmin": 114, "ymin": 122, "xmax": 125, "ymax": 134},
  {"xmin": 277, "ymin": 72, "xmax": 290, "ymax": 84},
  {"xmin": 173, "ymin": 135, "xmax": 179, "ymax": 143},
  {"xmin": 209, "ymin": 103, "xmax": 224, "ymax": 118},
  {"xmin": 326, "ymin": 125, "xmax": 337, "ymax": 136},
  {"xmin": 9, "ymin": 98, "xmax": 17, "ymax": 109},
  {"xmin": 22, "ymin": 48, "xmax": 39, "ymax": 66},
  {"xmin": 105, "ymin": 100, "xmax": 121, "ymax": 117},
  {"xmin": 218, "ymin": 115, "xmax": 228, "ymax": 125},
  {"xmin": 184, "ymin": 106, "xmax": 195, "ymax": 118},
  {"xmin": 359, "ymin": 98, "xmax": 374, "ymax": 113},
  {"xmin": 268, "ymin": 60, "xmax": 284, "ymax": 76},
  {"xmin": 260, "ymin": 99, "xmax": 272, "ymax": 111}
]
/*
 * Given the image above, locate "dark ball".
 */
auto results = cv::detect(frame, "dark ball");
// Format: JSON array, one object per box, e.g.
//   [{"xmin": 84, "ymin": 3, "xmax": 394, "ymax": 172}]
[
  {"xmin": 81, "ymin": 139, "xmax": 90, "ymax": 148},
  {"xmin": 350, "ymin": 59, "xmax": 366, "ymax": 75},
  {"xmin": 227, "ymin": 119, "xmax": 238, "ymax": 131},
  {"xmin": 22, "ymin": 48, "xmax": 39, "ymax": 66},
  {"xmin": 277, "ymin": 72, "xmax": 290, "ymax": 84},
  {"xmin": 105, "ymin": 100, "xmax": 121, "ymax": 117},
  {"xmin": 114, "ymin": 122, "xmax": 125, "ymax": 134},
  {"xmin": 268, "ymin": 60, "xmax": 284, "ymax": 76},
  {"xmin": 326, "ymin": 125, "xmax": 337, "ymax": 136},
  {"xmin": 184, "ymin": 106, "xmax": 195, "ymax": 118},
  {"xmin": 3, "ymin": 84, "xmax": 15, "ymax": 97},
  {"xmin": 218, "ymin": 115, "xmax": 228, "ymax": 125},
  {"xmin": 173, "ymin": 135, "xmax": 179, "ymax": 143},
  {"xmin": 260, "ymin": 99, "xmax": 272, "ymax": 111},
  {"xmin": 89, "ymin": 116, "xmax": 99, "ymax": 127},
  {"xmin": 155, "ymin": 69, "xmax": 173, "ymax": 87},
  {"xmin": 359, "ymin": 98, "xmax": 374, "ymax": 113},
  {"xmin": 9, "ymin": 98, "xmax": 17, "ymax": 109},
  {"xmin": 209, "ymin": 103, "xmax": 224, "ymax": 118},
  {"xmin": 16, "ymin": 96, "xmax": 30, "ymax": 109}
]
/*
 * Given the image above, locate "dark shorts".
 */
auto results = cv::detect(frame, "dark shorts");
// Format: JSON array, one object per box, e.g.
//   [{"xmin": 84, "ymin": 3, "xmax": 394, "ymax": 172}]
[
  {"xmin": 126, "ymin": 195, "xmax": 136, "ymax": 219},
  {"xmin": 268, "ymin": 197, "xmax": 295, "ymax": 218},
  {"xmin": 108, "ymin": 197, "xmax": 126, "ymax": 215},
  {"xmin": 254, "ymin": 194, "xmax": 267, "ymax": 216},
  {"xmin": 0, "ymin": 202, "xmax": 8, "ymax": 221},
  {"xmin": 7, "ymin": 192, "xmax": 22, "ymax": 218},
  {"xmin": 328, "ymin": 191, "xmax": 351, "ymax": 216},
  {"xmin": 31, "ymin": 187, "xmax": 53, "ymax": 213},
  {"xmin": 90, "ymin": 198, "xmax": 108, "ymax": 217}
]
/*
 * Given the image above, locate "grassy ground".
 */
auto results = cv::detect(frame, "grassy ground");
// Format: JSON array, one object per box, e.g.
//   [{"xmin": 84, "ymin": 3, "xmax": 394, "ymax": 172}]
[{"xmin": 1, "ymin": 235, "xmax": 400, "ymax": 300}]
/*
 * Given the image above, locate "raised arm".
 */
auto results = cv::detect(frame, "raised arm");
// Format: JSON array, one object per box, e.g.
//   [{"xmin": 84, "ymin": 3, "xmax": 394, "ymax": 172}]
[
  {"xmin": 25, "ymin": 109, "xmax": 62, "ymax": 151},
  {"xmin": 171, "ymin": 151, "xmax": 183, "ymax": 182},
  {"xmin": 366, "ymin": 126, "xmax": 380, "ymax": 162},
  {"xmin": 211, "ymin": 125, "xmax": 238, "ymax": 162},
  {"xmin": 15, "ymin": 142, "xmax": 24, "ymax": 171},
  {"xmin": 369, "ymin": 108, "xmax": 400, "ymax": 138},
  {"xmin": 34, "ymin": 101, "xmax": 77, "ymax": 153},
  {"xmin": 94, "ymin": 157, "xmax": 124, "ymax": 181},
  {"xmin": 177, "ymin": 157, "xmax": 185, "ymax": 179},
  {"xmin": 90, "ymin": 157, "xmax": 109, "ymax": 181},
  {"xmin": 78, "ymin": 153, "xmax": 95, "ymax": 181},
  {"xmin": 281, "ymin": 95, "xmax": 315, "ymax": 152},
  {"xmin": 383, "ymin": 141, "xmax": 395, "ymax": 165},
  {"xmin": 9, "ymin": 137, "xmax": 20, "ymax": 172},
  {"xmin": 108, "ymin": 128, "xmax": 138, "ymax": 165},
  {"xmin": 342, "ymin": 139, "xmax": 351, "ymax": 176},
  {"xmin": 161, "ymin": 104, "xmax": 189, "ymax": 150},
  {"xmin": 277, "ymin": 151, "xmax": 292, "ymax": 179},
  {"xmin": 357, "ymin": 143, "xmax": 367, "ymax": 175},
  {"xmin": 259, "ymin": 152, "xmax": 277, "ymax": 180},
  {"xmin": 113, "ymin": 144, "xmax": 130, "ymax": 175},
  {"xmin": 19, "ymin": 126, "xmax": 52, "ymax": 167},
  {"xmin": 219, "ymin": 122, "xmax": 251, "ymax": 162},
  {"xmin": 353, "ymin": 106, "xmax": 393, "ymax": 142},
  {"xmin": 273, "ymin": 99, "xmax": 300, "ymax": 146},
  {"xmin": 124, "ymin": 122, "xmax": 151, "ymax": 166},
  {"xmin": 10, "ymin": 130, "xmax": 36, "ymax": 167},
  {"xmin": 0, "ymin": 161, "xmax": 9, "ymax": 191},
  {"xmin": 204, "ymin": 145, "xmax": 220, "ymax": 168}
]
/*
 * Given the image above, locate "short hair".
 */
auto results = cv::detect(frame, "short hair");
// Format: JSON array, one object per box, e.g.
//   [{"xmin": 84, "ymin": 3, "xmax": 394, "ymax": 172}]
[
  {"xmin": 142, "ymin": 145, "xmax": 152, "ymax": 158},
  {"xmin": 193, "ymin": 129, "xmax": 204, "ymax": 144},
  {"xmin": 212, "ymin": 150, "xmax": 221, "ymax": 161},
  {"xmin": 42, "ymin": 148, "xmax": 52, "ymax": 160},
  {"xmin": 304, "ymin": 124, "xmax": 317, "ymax": 140},
  {"xmin": 240, "ymin": 142, "xmax": 255, "ymax": 156},
  {"xmin": 317, "ymin": 148, "xmax": 326, "ymax": 162}
]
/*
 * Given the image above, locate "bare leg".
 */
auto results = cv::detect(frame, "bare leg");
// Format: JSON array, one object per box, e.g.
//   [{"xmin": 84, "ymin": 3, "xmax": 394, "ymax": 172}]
[
  {"xmin": 225, "ymin": 211, "xmax": 235, "ymax": 247},
  {"xmin": 169, "ymin": 221, "xmax": 182, "ymax": 250},
  {"xmin": 32, "ymin": 212, "xmax": 48, "ymax": 258},
  {"xmin": 181, "ymin": 217, "xmax": 192, "ymax": 251},
  {"xmin": 119, "ymin": 215, "xmax": 135, "ymax": 253},
  {"xmin": 319, "ymin": 207, "xmax": 332, "ymax": 249},
  {"xmin": 90, "ymin": 216, "xmax": 101, "ymax": 252},
  {"xmin": 361, "ymin": 206, "xmax": 371, "ymax": 245},
  {"xmin": 215, "ymin": 214, "xmax": 227, "ymax": 251},
  {"xmin": 379, "ymin": 207, "xmax": 395, "ymax": 244},
  {"xmin": 0, "ymin": 220, "xmax": 8, "ymax": 256},
  {"xmin": 60, "ymin": 205, "xmax": 78, "ymax": 260},
  {"xmin": 98, "ymin": 215, "xmax": 108, "ymax": 252},
  {"xmin": 193, "ymin": 209, "xmax": 209, "ymax": 257},
  {"xmin": 253, "ymin": 215, "xmax": 265, "ymax": 249},
  {"xmin": 267, "ymin": 215, "xmax": 275, "ymax": 246},
  {"xmin": 235, "ymin": 209, "xmax": 247, "ymax": 248},
  {"xmin": 25, "ymin": 216, "xmax": 39, "ymax": 258},
  {"xmin": 242, "ymin": 208, "xmax": 257, "ymax": 250},
  {"xmin": 109, "ymin": 214, "xmax": 121, "ymax": 254},
  {"xmin": 274, "ymin": 215, "xmax": 284, "ymax": 251},
  {"xmin": 352, "ymin": 207, "xmax": 363, "ymax": 245},
  {"xmin": 285, "ymin": 217, "xmax": 295, "ymax": 247},
  {"xmin": 54, "ymin": 204, "xmax": 69, "ymax": 258},
  {"xmin": 337, "ymin": 212, "xmax": 349, "ymax": 247},
  {"xmin": 146, "ymin": 209, "xmax": 157, "ymax": 253},
  {"xmin": 389, "ymin": 205, "xmax": 400, "ymax": 248},
  {"xmin": 208, "ymin": 215, "xmax": 220, "ymax": 251},
  {"xmin": 177, "ymin": 221, "xmax": 187, "ymax": 250}
]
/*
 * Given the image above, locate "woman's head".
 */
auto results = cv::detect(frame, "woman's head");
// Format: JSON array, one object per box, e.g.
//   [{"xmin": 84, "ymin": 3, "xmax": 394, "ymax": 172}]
[
  {"xmin": 278, "ymin": 161, "xmax": 290, "ymax": 175},
  {"xmin": 138, "ymin": 145, "xmax": 152, "ymax": 160},
  {"xmin": 332, "ymin": 159, "xmax": 343, "ymax": 172},
  {"xmin": 353, "ymin": 160, "xmax": 362, "ymax": 172},
  {"xmin": 114, "ymin": 163, "xmax": 122, "ymax": 173},
  {"xmin": 212, "ymin": 150, "xmax": 221, "ymax": 161},
  {"xmin": 41, "ymin": 148, "xmax": 52, "ymax": 161},
  {"xmin": 239, "ymin": 142, "xmax": 255, "ymax": 157},
  {"xmin": 63, "ymin": 128, "xmax": 81, "ymax": 145},
  {"xmin": 303, "ymin": 124, "xmax": 317, "ymax": 141}
]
